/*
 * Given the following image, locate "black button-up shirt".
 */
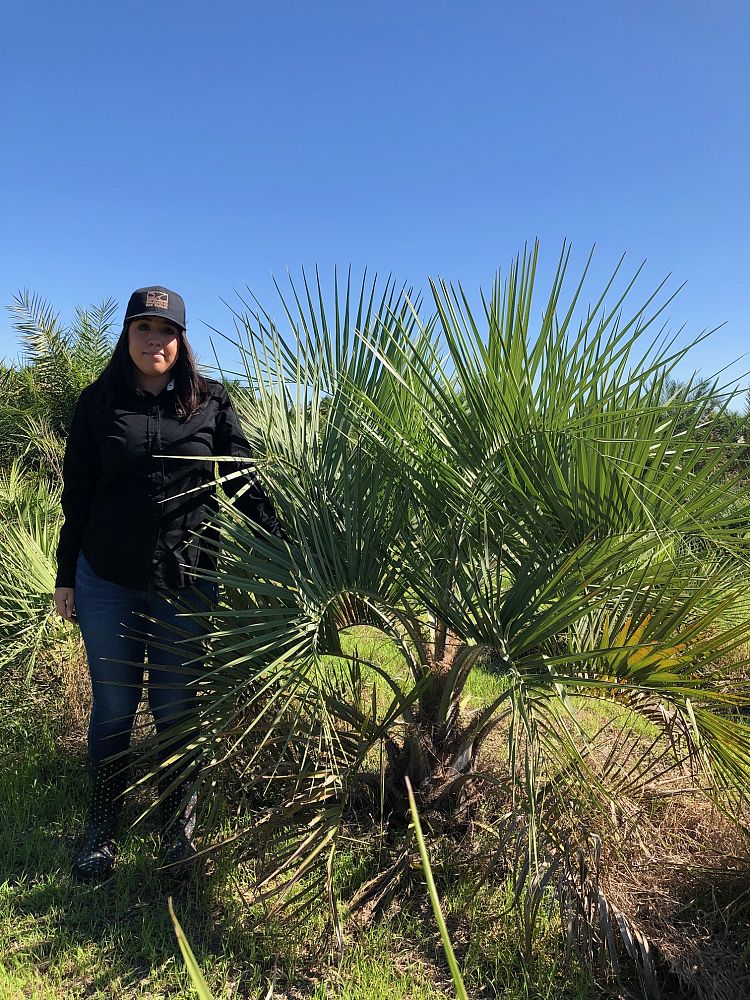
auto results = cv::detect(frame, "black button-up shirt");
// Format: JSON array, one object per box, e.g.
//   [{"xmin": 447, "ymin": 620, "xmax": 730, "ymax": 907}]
[{"xmin": 55, "ymin": 378, "xmax": 282, "ymax": 591}]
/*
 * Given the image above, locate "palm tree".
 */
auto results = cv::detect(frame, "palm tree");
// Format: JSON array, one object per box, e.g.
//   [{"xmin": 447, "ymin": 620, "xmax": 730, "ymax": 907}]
[
  {"xmin": 0, "ymin": 460, "xmax": 83, "ymax": 683},
  {"xmin": 0, "ymin": 292, "xmax": 116, "ymax": 681},
  {"xmin": 120, "ymin": 250, "xmax": 750, "ymax": 981},
  {"xmin": 0, "ymin": 291, "xmax": 117, "ymax": 474}
]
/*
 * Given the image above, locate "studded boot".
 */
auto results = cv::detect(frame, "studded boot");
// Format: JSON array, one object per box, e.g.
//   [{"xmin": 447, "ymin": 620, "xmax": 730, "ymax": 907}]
[
  {"xmin": 159, "ymin": 779, "xmax": 198, "ymax": 873},
  {"xmin": 72, "ymin": 757, "xmax": 128, "ymax": 882}
]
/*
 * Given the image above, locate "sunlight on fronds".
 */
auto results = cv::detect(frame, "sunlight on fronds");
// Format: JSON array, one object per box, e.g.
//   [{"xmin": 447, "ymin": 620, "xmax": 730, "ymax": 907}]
[{"xmin": 0, "ymin": 465, "xmax": 79, "ymax": 681}]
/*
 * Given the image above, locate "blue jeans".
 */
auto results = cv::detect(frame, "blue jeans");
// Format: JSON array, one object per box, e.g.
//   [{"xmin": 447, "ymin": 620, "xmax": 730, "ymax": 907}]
[{"xmin": 75, "ymin": 552, "xmax": 217, "ymax": 763}]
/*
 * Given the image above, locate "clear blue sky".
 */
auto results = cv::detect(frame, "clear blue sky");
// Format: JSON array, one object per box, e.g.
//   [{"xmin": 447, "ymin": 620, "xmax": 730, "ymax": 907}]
[{"xmin": 2, "ymin": 1, "xmax": 748, "ymax": 389}]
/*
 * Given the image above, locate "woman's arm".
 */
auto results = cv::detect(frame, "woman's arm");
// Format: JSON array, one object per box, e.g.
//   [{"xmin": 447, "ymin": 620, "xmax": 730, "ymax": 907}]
[
  {"xmin": 214, "ymin": 385, "xmax": 285, "ymax": 539},
  {"xmin": 55, "ymin": 390, "xmax": 101, "ymax": 590}
]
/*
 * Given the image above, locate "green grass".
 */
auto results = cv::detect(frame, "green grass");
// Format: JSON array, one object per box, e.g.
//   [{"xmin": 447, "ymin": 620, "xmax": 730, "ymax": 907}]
[
  {"xmin": 0, "ymin": 648, "xmax": 596, "ymax": 1000},
  {"xmin": 335, "ymin": 626, "xmax": 512, "ymax": 712}
]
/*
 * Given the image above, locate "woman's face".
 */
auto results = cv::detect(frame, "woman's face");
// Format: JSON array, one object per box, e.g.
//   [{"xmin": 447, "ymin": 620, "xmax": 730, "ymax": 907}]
[{"xmin": 127, "ymin": 317, "xmax": 180, "ymax": 383}]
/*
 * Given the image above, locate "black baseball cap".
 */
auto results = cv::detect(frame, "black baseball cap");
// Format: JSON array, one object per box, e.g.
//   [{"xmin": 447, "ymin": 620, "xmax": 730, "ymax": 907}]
[{"xmin": 124, "ymin": 285, "xmax": 186, "ymax": 331}]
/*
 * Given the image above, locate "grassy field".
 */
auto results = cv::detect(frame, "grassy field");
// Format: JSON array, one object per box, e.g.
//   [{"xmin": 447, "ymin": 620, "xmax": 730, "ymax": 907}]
[
  {"xmin": 0, "ymin": 650, "xmax": 597, "ymax": 1000},
  {"xmin": 4, "ymin": 628, "xmax": 750, "ymax": 999}
]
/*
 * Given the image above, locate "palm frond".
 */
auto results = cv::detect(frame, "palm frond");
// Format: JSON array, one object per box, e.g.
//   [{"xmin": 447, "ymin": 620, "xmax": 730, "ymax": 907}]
[{"xmin": 143, "ymin": 251, "xmax": 750, "ymax": 988}]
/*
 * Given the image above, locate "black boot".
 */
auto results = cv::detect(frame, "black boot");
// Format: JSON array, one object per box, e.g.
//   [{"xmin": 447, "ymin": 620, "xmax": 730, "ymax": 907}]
[
  {"xmin": 72, "ymin": 758, "xmax": 128, "ymax": 882},
  {"xmin": 159, "ymin": 780, "xmax": 198, "ymax": 874}
]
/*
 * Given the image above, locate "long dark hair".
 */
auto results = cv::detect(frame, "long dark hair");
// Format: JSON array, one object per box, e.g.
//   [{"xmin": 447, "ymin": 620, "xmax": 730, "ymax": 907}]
[{"xmin": 94, "ymin": 324, "xmax": 210, "ymax": 418}]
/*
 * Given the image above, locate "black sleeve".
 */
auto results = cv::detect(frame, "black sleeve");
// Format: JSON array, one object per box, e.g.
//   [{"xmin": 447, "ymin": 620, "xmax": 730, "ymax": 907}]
[
  {"xmin": 214, "ymin": 386, "xmax": 285, "ymax": 539},
  {"xmin": 55, "ymin": 391, "xmax": 101, "ymax": 587}
]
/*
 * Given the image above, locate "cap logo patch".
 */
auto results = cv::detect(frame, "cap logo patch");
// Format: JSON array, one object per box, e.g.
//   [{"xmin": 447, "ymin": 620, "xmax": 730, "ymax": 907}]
[{"xmin": 146, "ymin": 290, "xmax": 169, "ymax": 309}]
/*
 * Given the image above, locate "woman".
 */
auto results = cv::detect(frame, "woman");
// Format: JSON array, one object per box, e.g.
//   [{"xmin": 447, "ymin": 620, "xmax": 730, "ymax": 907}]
[{"xmin": 53, "ymin": 285, "xmax": 283, "ymax": 882}]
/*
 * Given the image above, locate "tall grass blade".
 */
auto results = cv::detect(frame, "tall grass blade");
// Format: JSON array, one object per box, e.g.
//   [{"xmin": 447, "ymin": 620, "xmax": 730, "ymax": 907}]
[
  {"xmin": 405, "ymin": 776, "xmax": 469, "ymax": 1000},
  {"xmin": 167, "ymin": 897, "xmax": 214, "ymax": 999}
]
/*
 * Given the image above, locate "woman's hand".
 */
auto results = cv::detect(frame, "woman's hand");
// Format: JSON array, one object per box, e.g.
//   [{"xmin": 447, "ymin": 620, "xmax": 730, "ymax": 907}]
[{"xmin": 54, "ymin": 587, "xmax": 77, "ymax": 623}]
